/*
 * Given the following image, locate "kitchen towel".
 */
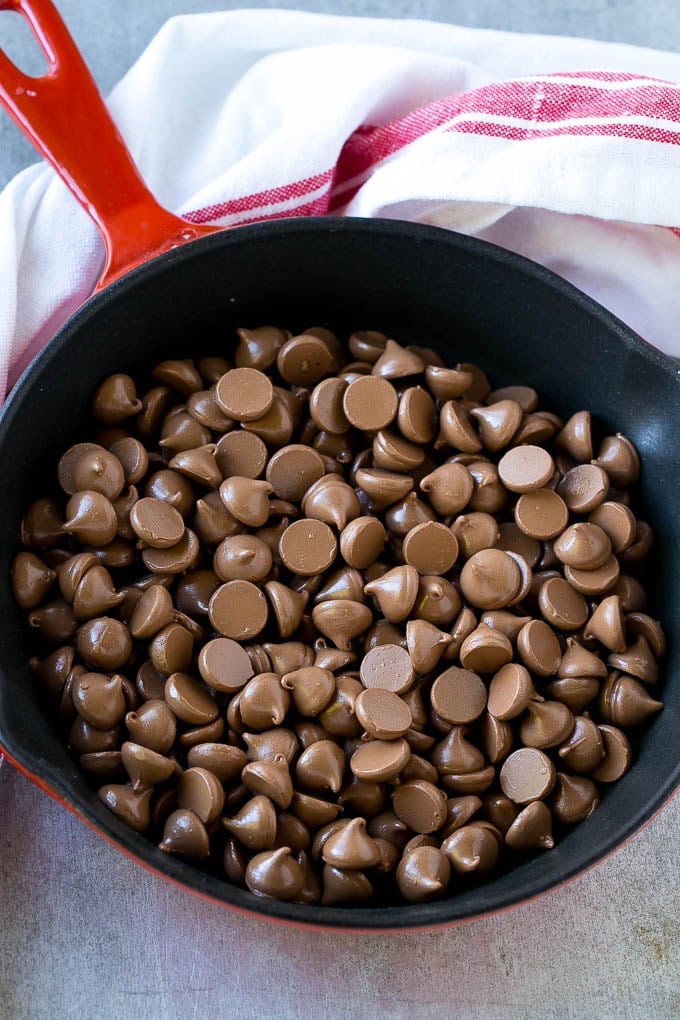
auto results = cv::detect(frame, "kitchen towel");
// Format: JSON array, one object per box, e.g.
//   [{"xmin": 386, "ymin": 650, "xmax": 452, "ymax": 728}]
[{"xmin": 3, "ymin": 8, "xmax": 680, "ymax": 405}]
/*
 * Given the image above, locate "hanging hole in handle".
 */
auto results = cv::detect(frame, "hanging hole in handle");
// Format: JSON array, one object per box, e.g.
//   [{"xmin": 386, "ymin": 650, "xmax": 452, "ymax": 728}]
[{"xmin": 0, "ymin": 9, "xmax": 49, "ymax": 76}]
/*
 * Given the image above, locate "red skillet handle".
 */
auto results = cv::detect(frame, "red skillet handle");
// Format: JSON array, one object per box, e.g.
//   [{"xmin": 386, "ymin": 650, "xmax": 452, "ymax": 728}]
[{"xmin": 0, "ymin": 0, "xmax": 219, "ymax": 290}]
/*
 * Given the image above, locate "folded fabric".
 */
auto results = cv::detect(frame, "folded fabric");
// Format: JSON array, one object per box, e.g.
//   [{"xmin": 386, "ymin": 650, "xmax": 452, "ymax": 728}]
[{"xmin": 2, "ymin": 9, "xmax": 680, "ymax": 405}]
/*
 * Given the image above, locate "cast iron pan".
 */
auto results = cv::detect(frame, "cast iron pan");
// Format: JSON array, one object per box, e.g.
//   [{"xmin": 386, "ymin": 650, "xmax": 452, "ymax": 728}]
[{"xmin": 0, "ymin": 0, "xmax": 677, "ymax": 932}]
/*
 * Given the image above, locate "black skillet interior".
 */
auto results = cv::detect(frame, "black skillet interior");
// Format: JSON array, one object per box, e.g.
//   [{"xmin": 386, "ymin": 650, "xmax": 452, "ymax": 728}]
[{"xmin": 0, "ymin": 217, "xmax": 678, "ymax": 930}]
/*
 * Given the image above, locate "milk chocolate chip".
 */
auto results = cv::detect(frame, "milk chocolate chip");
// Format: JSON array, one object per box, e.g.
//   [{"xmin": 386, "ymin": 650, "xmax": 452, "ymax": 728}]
[
  {"xmin": 209, "ymin": 581, "xmax": 269, "ymax": 641},
  {"xmin": 589, "ymin": 501, "xmax": 637, "ymax": 553},
  {"xmin": 165, "ymin": 673, "xmax": 217, "ymax": 725},
  {"xmin": 442, "ymin": 824, "xmax": 500, "ymax": 876},
  {"xmin": 558, "ymin": 464, "xmax": 609, "ymax": 513},
  {"xmin": 350, "ymin": 738, "xmax": 411, "ymax": 783},
  {"xmin": 430, "ymin": 667, "xmax": 487, "ymax": 724},
  {"xmin": 360, "ymin": 644, "xmax": 415, "ymax": 695},
  {"xmin": 343, "ymin": 376, "xmax": 398, "ymax": 431},
  {"xmin": 125, "ymin": 700, "xmax": 177, "ymax": 753},
  {"xmin": 402, "ymin": 522, "xmax": 459, "ymax": 576},
  {"xmin": 555, "ymin": 410, "xmax": 592, "ymax": 461},
  {"xmin": 459, "ymin": 623, "xmax": 513, "ymax": 673},
  {"xmin": 538, "ymin": 577, "xmax": 588, "ymax": 631},
  {"xmin": 364, "ymin": 565, "xmax": 419, "ymax": 623},
  {"xmin": 159, "ymin": 809, "xmax": 210, "ymax": 861},
  {"xmin": 246, "ymin": 847, "xmax": 304, "ymax": 900},
  {"xmin": 279, "ymin": 519, "xmax": 338, "ymax": 576},
  {"xmin": 93, "ymin": 374, "xmax": 142, "ymax": 424},
  {"xmin": 14, "ymin": 329, "xmax": 664, "ymax": 909},
  {"xmin": 392, "ymin": 780, "xmax": 447, "ymax": 834},
  {"xmin": 516, "ymin": 620, "xmax": 561, "ymax": 677},
  {"xmin": 505, "ymin": 801, "xmax": 554, "ymax": 852},
  {"xmin": 220, "ymin": 477, "xmax": 272, "ymax": 528},
  {"xmin": 11, "ymin": 552, "xmax": 56, "ymax": 609},
  {"xmin": 72, "ymin": 448, "xmax": 126, "ymax": 500},
  {"xmin": 214, "ymin": 534, "xmax": 273, "ymax": 583},
  {"xmin": 593, "ymin": 433, "xmax": 640, "ymax": 487},
  {"xmin": 177, "ymin": 767, "xmax": 225, "ymax": 824},
  {"xmin": 98, "ymin": 784, "xmax": 151, "ymax": 831},
  {"xmin": 487, "ymin": 663, "xmax": 535, "ymax": 720},
  {"xmin": 76, "ymin": 617, "xmax": 133, "ymax": 670},
  {"xmin": 459, "ymin": 549, "xmax": 521, "ymax": 610},
  {"xmin": 215, "ymin": 367, "xmax": 274, "ymax": 421},
  {"xmin": 223, "ymin": 795, "xmax": 278, "ymax": 851},
  {"xmin": 499, "ymin": 748, "xmax": 556, "ymax": 805},
  {"xmin": 216, "ymin": 430, "xmax": 268, "ymax": 479},
  {"xmin": 498, "ymin": 445, "xmax": 555, "ymax": 492},
  {"xmin": 63, "ymin": 491, "xmax": 118, "ymax": 547},
  {"xmin": 339, "ymin": 516, "xmax": 386, "ymax": 570},
  {"xmin": 355, "ymin": 688, "xmax": 413, "ymax": 740},
  {"xmin": 312, "ymin": 600, "xmax": 372, "ymax": 651},
  {"xmin": 198, "ymin": 637, "xmax": 254, "ymax": 693},
  {"xmin": 355, "ymin": 468, "xmax": 413, "ymax": 510},
  {"xmin": 514, "ymin": 489, "xmax": 569, "ymax": 540},
  {"xmin": 295, "ymin": 741, "xmax": 345, "ymax": 796},
  {"xmin": 277, "ymin": 334, "xmax": 335, "ymax": 386},
  {"xmin": 420, "ymin": 462, "xmax": 474, "ymax": 515},
  {"xmin": 73, "ymin": 672, "xmax": 127, "ymax": 729},
  {"xmin": 130, "ymin": 498, "xmax": 185, "ymax": 549}
]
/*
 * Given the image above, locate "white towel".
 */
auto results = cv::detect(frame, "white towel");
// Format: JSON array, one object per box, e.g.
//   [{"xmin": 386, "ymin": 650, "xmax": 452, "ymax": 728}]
[{"xmin": 2, "ymin": 9, "xmax": 680, "ymax": 399}]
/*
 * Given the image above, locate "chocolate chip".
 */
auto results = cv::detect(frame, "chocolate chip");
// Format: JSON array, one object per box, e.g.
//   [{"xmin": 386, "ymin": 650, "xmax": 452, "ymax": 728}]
[
  {"xmin": 392, "ymin": 780, "xmax": 447, "ymax": 834},
  {"xmin": 471, "ymin": 400, "xmax": 523, "ymax": 452},
  {"xmin": 15, "ymin": 327, "xmax": 663, "ymax": 912},
  {"xmin": 402, "ymin": 521, "xmax": 459, "ymax": 576},
  {"xmin": 339, "ymin": 516, "xmax": 386, "ymax": 570},
  {"xmin": 63, "ymin": 491, "xmax": 118, "ymax": 547},
  {"xmin": 557, "ymin": 464, "xmax": 609, "ymax": 513},
  {"xmin": 215, "ymin": 368, "xmax": 274, "ymax": 421},
  {"xmin": 355, "ymin": 467, "xmax": 414, "ymax": 510},
  {"xmin": 279, "ymin": 519, "xmax": 338, "ymax": 576},
  {"xmin": 213, "ymin": 534, "xmax": 273, "ymax": 583},
  {"xmin": 140, "ymin": 528, "xmax": 200, "ymax": 574},
  {"xmin": 355, "ymin": 688, "xmax": 413, "ymax": 740},
  {"xmin": 11, "ymin": 552, "xmax": 56, "ymax": 610},
  {"xmin": 209, "ymin": 581, "xmax": 269, "ymax": 641},
  {"xmin": 593, "ymin": 433, "xmax": 640, "ymax": 487},
  {"xmin": 350, "ymin": 738, "xmax": 411, "ymax": 783},
  {"xmin": 198, "ymin": 637, "xmax": 254, "ymax": 693},
  {"xmin": 92, "ymin": 374, "xmax": 142, "ymax": 425},
  {"xmin": 500, "ymin": 748, "xmax": 556, "ymax": 803},
  {"xmin": 430, "ymin": 667, "xmax": 487, "ymax": 724},
  {"xmin": 588, "ymin": 501, "xmax": 637, "ymax": 554},
  {"xmin": 487, "ymin": 663, "xmax": 534, "ymax": 720},
  {"xmin": 152, "ymin": 359, "xmax": 203, "ymax": 397},
  {"xmin": 360, "ymin": 644, "xmax": 415, "ymax": 695},
  {"xmin": 398, "ymin": 386, "xmax": 436, "ymax": 444},
  {"xmin": 516, "ymin": 619, "xmax": 562, "ymax": 677},
  {"xmin": 129, "ymin": 497, "xmax": 185, "ymax": 549},
  {"xmin": 498, "ymin": 445, "xmax": 555, "ymax": 492},
  {"xmin": 538, "ymin": 577, "xmax": 589, "ymax": 631},
  {"xmin": 343, "ymin": 376, "xmax": 398, "ymax": 432},
  {"xmin": 459, "ymin": 549, "xmax": 521, "ymax": 609},
  {"xmin": 514, "ymin": 491, "xmax": 569, "ymax": 546}
]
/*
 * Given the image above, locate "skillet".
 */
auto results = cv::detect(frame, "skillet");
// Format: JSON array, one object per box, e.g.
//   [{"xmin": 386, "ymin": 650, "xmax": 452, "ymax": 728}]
[{"xmin": 0, "ymin": 0, "xmax": 678, "ymax": 930}]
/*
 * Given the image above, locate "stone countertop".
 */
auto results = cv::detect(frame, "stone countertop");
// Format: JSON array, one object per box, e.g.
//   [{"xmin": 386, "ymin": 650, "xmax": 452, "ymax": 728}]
[{"xmin": 0, "ymin": 2, "xmax": 679, "ymax": 1017}]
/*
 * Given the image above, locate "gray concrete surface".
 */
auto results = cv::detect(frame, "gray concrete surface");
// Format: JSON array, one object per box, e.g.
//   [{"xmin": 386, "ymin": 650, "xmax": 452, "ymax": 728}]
[{"xmin": 1, "ymin": 3, "xmax": 679, "ymax": 1019}]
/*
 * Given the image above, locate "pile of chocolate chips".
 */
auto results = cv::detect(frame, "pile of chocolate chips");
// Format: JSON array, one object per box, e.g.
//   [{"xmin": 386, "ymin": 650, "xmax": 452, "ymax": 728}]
[{"xmin": 12, "ymin": 325, "xmax": 665, "ymax": 907}]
